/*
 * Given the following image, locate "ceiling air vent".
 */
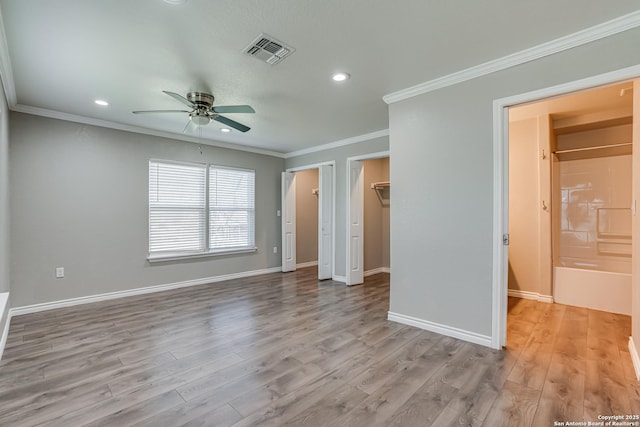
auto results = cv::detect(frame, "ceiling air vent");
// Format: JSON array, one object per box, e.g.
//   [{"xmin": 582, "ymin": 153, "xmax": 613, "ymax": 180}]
[{"xmin": 243, "ymin": 33, "xmax": 295, "ymax": 65}]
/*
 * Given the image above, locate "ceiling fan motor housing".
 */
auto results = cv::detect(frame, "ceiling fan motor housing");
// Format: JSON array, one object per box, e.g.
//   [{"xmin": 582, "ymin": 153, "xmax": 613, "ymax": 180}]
[{"xmin": 187, "ymin": 92, "xmax": 214, "ymax": 108}]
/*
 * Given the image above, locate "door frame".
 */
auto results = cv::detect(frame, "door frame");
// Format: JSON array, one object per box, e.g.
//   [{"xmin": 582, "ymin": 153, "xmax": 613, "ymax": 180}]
[
  {"xmin": 346, "ymin": 151, "xmax": 390, "ymax": 286},
  {"xmin": 285, "ymin": 161, "xmax": 337, "ymax": 279},
  {"xmin": 492, "ymin": 64, "xmax": 640, "ymax": 349}
]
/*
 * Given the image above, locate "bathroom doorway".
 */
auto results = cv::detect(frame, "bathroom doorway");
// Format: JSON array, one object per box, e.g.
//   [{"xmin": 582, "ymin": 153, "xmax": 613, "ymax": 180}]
[{"xmin": 508, "ymin": 81, "xmax": 634, "ymax": 315}]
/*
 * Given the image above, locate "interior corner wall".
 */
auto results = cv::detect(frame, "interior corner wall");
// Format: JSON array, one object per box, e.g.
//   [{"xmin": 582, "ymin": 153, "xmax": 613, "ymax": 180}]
[
  {"xmin": 284, "ymin": 136, "xmax": 389, "ymax": 278},
  {"xmin": 9, "ymin": 112, "xmax": 284, "ymax": 308},
  {"xmin": 295, "ymin": 168, "xmax": 318, "ymax": 264},
  {"xmin": 508, "ymin": 117, "xmax": 543, "ymax": 295},
  {"xmin": 388, "ymin": 27, "xmax": 640, "ymax": 339}
]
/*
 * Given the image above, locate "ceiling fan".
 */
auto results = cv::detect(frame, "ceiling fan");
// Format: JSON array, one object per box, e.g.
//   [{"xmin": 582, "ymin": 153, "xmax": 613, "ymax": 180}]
[{"xmin": 133, "ymin": 91, "xmax": 255, "ymax": 133}]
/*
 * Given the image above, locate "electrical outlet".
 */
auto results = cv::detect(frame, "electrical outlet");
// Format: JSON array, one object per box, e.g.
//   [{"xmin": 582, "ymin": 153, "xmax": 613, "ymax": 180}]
[
  {"xmin": 276, "ymin": 210, "xmax": 281, "ymax": 217},
  {"xmin": 55, "ymin": 267, "xmax": 64, "ymax": 278},
  {"xmin": 273, "ymin": 246, "xmax": 278, "ymax": 253}
]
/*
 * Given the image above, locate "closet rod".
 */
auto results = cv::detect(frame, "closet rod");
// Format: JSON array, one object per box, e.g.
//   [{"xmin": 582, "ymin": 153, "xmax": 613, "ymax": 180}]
[{"xmin": 553, "ymin": 142, "xmax": 631, "ymax": 154}]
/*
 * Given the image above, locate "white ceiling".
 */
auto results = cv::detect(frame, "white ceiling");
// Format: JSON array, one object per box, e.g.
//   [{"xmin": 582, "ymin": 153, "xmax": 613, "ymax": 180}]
[{"xmin": 1, "ymin": 0, "xmax": 639, "ymax": 154}]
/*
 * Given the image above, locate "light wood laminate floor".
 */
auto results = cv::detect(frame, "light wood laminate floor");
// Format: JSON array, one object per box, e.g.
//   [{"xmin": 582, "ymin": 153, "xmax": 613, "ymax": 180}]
[{"xmin": 0, "ymin": 267, "xmax": 638, "ymax": 426}]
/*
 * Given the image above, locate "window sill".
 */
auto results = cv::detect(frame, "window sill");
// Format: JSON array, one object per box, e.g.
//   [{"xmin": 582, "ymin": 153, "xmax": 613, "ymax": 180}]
[{"xmin": 147, "ymin": 247, "xmax": 258, "ymax": 263}]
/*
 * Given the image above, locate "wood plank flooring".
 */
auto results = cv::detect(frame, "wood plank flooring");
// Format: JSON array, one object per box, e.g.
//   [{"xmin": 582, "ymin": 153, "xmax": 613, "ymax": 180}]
[{"xmin": 0, "ymin": 267, "xmax": 637, "ymax": 426}]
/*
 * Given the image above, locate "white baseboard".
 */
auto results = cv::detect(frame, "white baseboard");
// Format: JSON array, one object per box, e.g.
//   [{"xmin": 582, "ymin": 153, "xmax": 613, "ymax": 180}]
[
  {"xmin": 9, "ymin": 267, "xmax": 282, "ymax": 318},
  {"xmin": 332, "ymin": 275, "xmax": 346, "ymax": 283},
  {"xmin": 508, "ymin": 289, "xmax": 554, "ymax": 303},
  {"xmin": 364, "ymin": 267, "xmax": 391, "ymax": 277},
  {"xmin": 0, "ymin": 292, "xmax": 9, "ymax": 360},
  {"xmin": 296, "ymin": 261, "xmax": 318, "ymax": 269},
  {"xmin": 629, "ymin": 337, "xmax": 640, "ymax": 381},
  {"xmin": 387, "ymin": 311, "xmax": 492, "ymax": 348}
]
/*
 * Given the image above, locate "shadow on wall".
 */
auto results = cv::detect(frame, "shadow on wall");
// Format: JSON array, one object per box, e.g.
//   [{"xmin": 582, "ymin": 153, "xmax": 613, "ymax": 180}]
[{"xmin": 507, "ymin": 261, "xmax": 520, "ymax": 291}]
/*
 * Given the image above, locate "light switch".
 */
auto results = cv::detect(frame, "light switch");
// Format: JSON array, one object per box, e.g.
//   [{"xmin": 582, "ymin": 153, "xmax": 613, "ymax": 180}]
[{"xmin": 55, "ymin": 267, "xmax": 64, "ymax": 278}]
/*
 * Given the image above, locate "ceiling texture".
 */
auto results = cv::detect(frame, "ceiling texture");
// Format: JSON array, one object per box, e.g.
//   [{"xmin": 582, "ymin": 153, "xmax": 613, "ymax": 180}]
[{"xmin": 0, "ymin": 0, "xmax": 639, "ymax": 155}]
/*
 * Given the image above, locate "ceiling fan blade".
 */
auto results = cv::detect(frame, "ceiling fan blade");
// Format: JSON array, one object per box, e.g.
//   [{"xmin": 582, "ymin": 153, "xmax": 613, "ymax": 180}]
[
  {"xmin": 212, "ymin": 105, "xmax": 255, "ymax": 114},
  {"xmin": 132, "ymin": 109, "xmax": 191, "ymax": 114},
  {"xmin": 213, "ymin": 115, "xmax": 251, "ymax": 132},
  {"xmin": 163, "ymin": 91, "xmax": 195, "ymax": 108}
]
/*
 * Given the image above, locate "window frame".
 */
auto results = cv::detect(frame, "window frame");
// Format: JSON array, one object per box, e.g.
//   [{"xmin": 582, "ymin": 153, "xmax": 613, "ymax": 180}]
[{"xmin": 147, "ymin": 159, "xmax": 257, "ymax": 263}]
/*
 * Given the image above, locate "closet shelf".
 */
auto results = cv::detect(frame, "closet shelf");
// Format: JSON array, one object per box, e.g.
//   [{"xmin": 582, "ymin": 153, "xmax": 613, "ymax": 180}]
[{"xmin": 371, "ymin": 181, "xmax": 390, "ymax": 190}]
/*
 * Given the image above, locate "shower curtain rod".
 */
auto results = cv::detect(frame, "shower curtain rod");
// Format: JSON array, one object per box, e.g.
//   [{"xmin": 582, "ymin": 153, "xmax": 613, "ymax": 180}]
[{"xmin": 553, "ymin": 142, "xmax": 632, "ymax": 154}]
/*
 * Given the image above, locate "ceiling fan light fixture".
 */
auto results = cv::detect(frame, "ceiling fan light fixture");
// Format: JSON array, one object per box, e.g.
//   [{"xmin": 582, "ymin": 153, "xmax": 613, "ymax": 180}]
[
  {"xmin": 332, "ymin": 72, "xmax": 350, "ymax": 82},
  {"xmin": 190, "ymin": 114, "xmax": 210, "ymax": 126},
  {"xmin": 220, "ymin": 128, "xmax": 232, "ymax": 133}
]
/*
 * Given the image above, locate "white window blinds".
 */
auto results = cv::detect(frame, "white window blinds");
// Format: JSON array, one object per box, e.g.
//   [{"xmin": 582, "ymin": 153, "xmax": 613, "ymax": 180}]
[
  {"xmin": 209, "ymin": 167, "xmax": 255, "ymax": 250},
  {"xmin": 149, "ymin": 160, "xmax": 256, "ymax": 258},
  {"xmin": 149, "ymin": 161, "xmax": 206, "ymax": 253}
]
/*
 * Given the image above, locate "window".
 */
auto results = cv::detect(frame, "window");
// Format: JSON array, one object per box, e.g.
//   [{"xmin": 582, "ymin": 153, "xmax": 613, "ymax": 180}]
[{"xmin": 149, "ymin": 160, "xmax": 256, "ymax": 260}]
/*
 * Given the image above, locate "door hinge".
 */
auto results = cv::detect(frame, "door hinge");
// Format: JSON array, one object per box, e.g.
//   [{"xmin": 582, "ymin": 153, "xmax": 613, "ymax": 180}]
[{"xmin": 503, "ymin": 233, "xmax": 510, "ymax": 246}]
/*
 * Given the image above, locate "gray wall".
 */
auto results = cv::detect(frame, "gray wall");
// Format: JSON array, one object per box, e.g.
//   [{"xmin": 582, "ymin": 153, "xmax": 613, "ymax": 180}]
[
  {"xmin": 285, "ymin": 136, "xmax": 389, "ymax": 278},
  {"xmin": 363, "ymin": 157, "xmax": 389, "ymax": 272},
  {"xmin": 295, "ymin": 168, "xmax": 318, "ymax": 264},
  {"xmin": 10, "ymin": 113, "xmax": 284, "ymax": 307},
  {"xmin": 0, "ymin": 76, "xmax": 8, "ymax": 295},
  {"xmin": 0, "ymin": 74, "xmax": 9, "ymax": 349},
  {"xmin": 388, "ymin": 27, "xmax": 640, "ymax": 338}
]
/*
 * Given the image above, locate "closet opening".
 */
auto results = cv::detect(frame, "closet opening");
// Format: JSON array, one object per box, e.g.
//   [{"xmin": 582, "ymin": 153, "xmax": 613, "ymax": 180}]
[
  {"xmin": 281, "ymin": 163, "xmax": 335, "ymax": 280},
  {"xmin": 346, "ymin": 152, "xmax": 390, "ymax": 286}
]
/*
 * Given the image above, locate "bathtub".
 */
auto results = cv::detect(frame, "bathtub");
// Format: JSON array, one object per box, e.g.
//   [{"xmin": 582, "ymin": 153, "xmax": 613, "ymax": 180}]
[{"xmin": 553, "ymin": 262, "xmax": 631, "ymax": 315}]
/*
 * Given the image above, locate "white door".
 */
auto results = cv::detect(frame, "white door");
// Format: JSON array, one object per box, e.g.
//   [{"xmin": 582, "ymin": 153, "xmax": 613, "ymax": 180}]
[
  {"xmin": 318, "ymin": 165, "xmax": 333, "ymax": 280},
  {"xmin": 282, "ymin": 171, "xmax": 296, "ymax": 272},
  {"xmin": 347, "ymin": 160, "xmax": 364, "ymax": 285}
]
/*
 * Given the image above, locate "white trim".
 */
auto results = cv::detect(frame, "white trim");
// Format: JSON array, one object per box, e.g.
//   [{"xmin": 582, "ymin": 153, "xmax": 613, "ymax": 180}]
[
  {"xmin": 286, "ymin": 160, "xmax": 335, "ymax": 173},
  {"xmin": 629, "ymin": 337, "xmax": 640, "ymax": 381},
  {"xmin": 364, "ymin": 267, "xmax": 391, "ymax": 277},
  {"xmin": 12, "ymin": 104, "xmax": 286, "ymax": 158},
  {"xmin": 0, "ymin": 292, "xmax": 9, "ymax": 360},
  {"xmin": 9, "ymin": 267, "xmax": 281, "ymax": 317},
  {"xmin": 492, "ymin": 64, "xmax": 640, "ymax": 350},
  {"xmin": 387, "ymin": 311, "xmax": 492, "ymax": 348},
  {"xmin": 347, "ymin": 151, "xmax": 390, "ymax": 162},
  {"xmin": 296, "ymin": 260, "xmax": 318, "ymax": 269},
  {"xmin": 332, "ymin": 275, "xmax": 347, "ymax": 283},
  {"xmin": 284, "ymin": 129, "xmax": 389, "ymax": 159},
  {"xmin": 383, "ymin": 10, "xmax": 640, "ymax": 104},
  {"xmin": 507, "ymin": 289, "xmax": 553, "ymax": 303},
  {"xmin": 147, "ymin": 247, "xmax": 257, "ymax": 263}
]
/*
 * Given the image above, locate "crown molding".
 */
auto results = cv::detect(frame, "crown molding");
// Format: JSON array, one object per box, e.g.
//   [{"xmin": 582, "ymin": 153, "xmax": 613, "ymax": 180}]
[
  {"xmin": 284, "ymin": 129, "xmax": 389, "ymax": 159},
  {"xmin": 383, "ymin": 9, "xmax": 640, "ymax": 104},
  {"xmin": 11, "ymin": 104, "xmax": 286, "ymax": 158}
]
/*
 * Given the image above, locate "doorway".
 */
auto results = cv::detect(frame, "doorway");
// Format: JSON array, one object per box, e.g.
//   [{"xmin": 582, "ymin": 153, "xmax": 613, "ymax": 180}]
[
  {"xmin": 508, "ymin": 82, "xmax": 633, "ymax": 315},
  {"xmin": 346, "ymin": 152, "xmax": 390, "ymax": 286},
  {"xmin": 281, "ymin": 162, "xmax": 335, "ymax": 280},
  {"xmin": 492, "ymin": 66, "xmax": 640, "ymax": 349}
]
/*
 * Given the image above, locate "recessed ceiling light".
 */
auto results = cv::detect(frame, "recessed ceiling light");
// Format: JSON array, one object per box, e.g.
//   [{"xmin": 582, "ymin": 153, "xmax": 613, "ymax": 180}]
[
  {"xmin": 332, "ymin": 72, "xmax": 350, "ymax": 82},
  {"xmin": 164, "ymin": 0, "xmax": 188, "ymax": 4},
  {"xmin": 94, "ymin": 99, "xmax": 109, "ymax": 106},
  {"xmin": 220, "ymin": 128, "xmax": 232, "ymax": 133}
]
